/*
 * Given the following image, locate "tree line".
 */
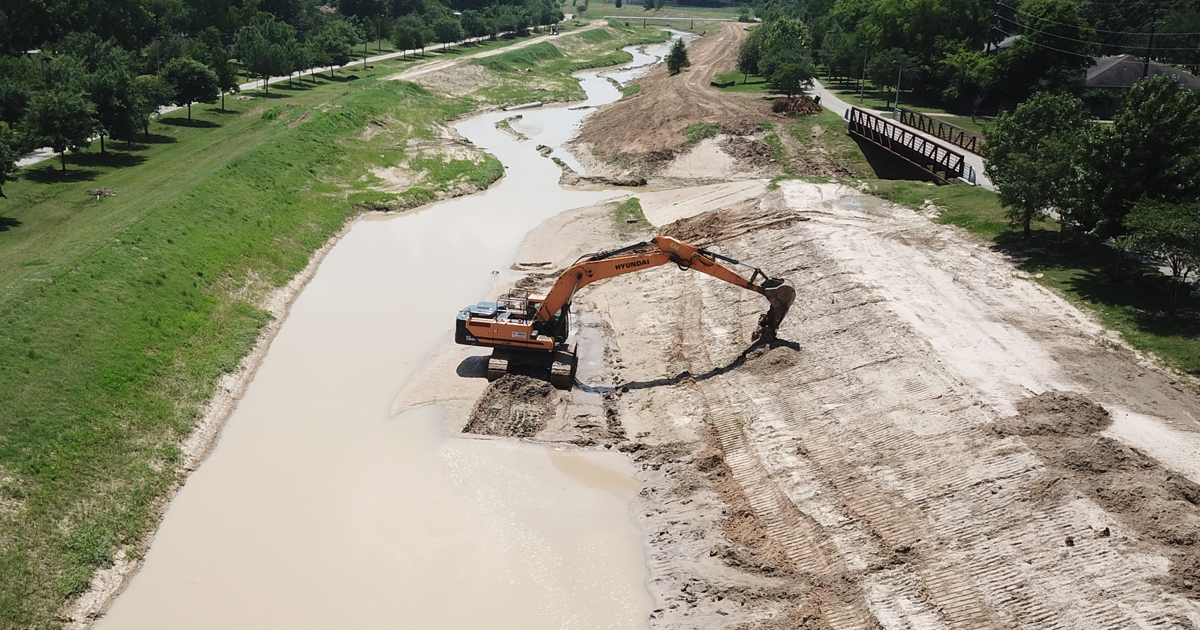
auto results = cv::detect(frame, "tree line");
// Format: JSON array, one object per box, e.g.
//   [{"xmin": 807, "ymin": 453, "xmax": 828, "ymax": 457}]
[
  {"xmin": 984, "ymin": 75, "xmax": 1200, "ymax": 314},
  {"xmin": 0, "ymin": 0, "xmax": 565, "ymax": 195},
  {"xmin": 742, "ymin": 0, "xmax": 1199, "ymax": 117}
]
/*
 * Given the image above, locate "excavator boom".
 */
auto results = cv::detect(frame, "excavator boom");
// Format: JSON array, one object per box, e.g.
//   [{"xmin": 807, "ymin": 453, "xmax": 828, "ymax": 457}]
[{"xmin": 455, "ymin": 235, "xmax": 795, "ymax": 388}]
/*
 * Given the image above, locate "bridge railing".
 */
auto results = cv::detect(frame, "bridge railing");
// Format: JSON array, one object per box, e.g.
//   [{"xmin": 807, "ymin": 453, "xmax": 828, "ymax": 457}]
[
  {"xmin": 846, "ymin": 107, "xmax": 966, "ymax": 184},
  {"xmin": 897, "ymin": 108, "xmax": 986, "ymax": 155}
]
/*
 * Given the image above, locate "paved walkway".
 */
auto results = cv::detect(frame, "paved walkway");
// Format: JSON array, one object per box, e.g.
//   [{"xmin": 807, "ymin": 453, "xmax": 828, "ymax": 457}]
[{"xmin": 809, "ymin": 79, "xmax": 994, "ymax": 191}]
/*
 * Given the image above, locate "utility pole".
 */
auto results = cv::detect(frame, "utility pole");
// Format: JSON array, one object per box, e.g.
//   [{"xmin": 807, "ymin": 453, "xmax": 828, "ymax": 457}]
[
  {"xmin": 985, "ymin": 0, "xmax": 997, "ymax": 56},
  {"xmin": 859, "ymin": 44, "xmax": 867, "ymax": 104},
  {"xmin": 893, "ymin": 60, "xmax": 903, "ymax": 113},
  {"xmin": 1143, "ymin": 0, "xmax": 1161, "ymax": 79}
]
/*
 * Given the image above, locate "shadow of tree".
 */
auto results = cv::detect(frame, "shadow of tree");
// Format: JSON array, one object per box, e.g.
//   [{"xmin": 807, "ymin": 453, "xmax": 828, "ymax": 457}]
[
  {"xmin": 992, "ymin": 229, "xmax": 1199, "ymax": 349},
  {"xmin": 22, "ymin": 165, "xmax": 100, "ymax": 184},
  {"xmin": 0, "ymin": 216, "xmax": 21, "ymax": 232},
  {"xmin": 130, "ymin": 134, "xmax": 177, "ymax": 146},
  {"xmin": 158, "ymin": 117, "xmax": 220, "ymax": 128},
  {"xmin": 70, "ymin": 151, "xmax": 148, "ymax": 169}
]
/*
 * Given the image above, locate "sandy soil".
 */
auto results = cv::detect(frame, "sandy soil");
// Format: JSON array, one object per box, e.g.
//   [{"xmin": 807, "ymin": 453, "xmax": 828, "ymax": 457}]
[
  {"xmin": 574, "ymin": 24, "xmax": 769, "ymax": 157},
  {"xmin": 443, "ymin": 178, "xmax": 1200, "ymax": 629}
]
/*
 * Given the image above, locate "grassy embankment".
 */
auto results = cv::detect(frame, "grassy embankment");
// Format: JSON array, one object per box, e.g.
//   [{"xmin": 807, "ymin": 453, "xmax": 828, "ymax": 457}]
[
  {"xmin": 470, "ymin": 21, "xmax": 670, "ymax": 104},
  {"xmin": 0, "ymin": 22, "xmax": 680, "ymax": 628}
]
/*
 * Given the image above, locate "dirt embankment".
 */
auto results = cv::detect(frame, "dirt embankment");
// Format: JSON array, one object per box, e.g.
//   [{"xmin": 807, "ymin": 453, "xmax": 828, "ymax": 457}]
[
  {"xmin": 445, "ymin": 181, "xmax": 1200, "ymax": 629},
  {"xmin": 574, "ymin": 23, "xmax": 768, "ymax": 158}
]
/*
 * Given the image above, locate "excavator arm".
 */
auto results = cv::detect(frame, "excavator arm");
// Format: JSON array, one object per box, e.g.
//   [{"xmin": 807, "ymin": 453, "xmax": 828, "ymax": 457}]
[{"xmin": 534, "ymin": 235, "xmax": 796, "ymax": 341}]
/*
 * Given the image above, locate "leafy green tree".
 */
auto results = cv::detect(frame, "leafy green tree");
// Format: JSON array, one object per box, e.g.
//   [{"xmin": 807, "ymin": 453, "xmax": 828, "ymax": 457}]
[
  {"xmin": 937, "ymin": 47, "xmax": 994, "ymax": 117},
  {"xmin": 393, "ymin": 25, "xmax": 419, "ymax": 58},
  {"xmin": 87, "ymin": 66, "xmax": 141, "ymax": 152},
  {"xmin": 193, "ymin": 27, "xmax": 241, "ymax": 110},
  {"xmin": 314, "ymin": 20, "xmax": 360, "ymax": 75},
  {"xmin": 736, "ymin": 28, "xmax": 763, "ymax": 83},
  {"xmin": 133, "ymin": 75, "xmax": 173, "ymax": 137},
  {"xmin": 160, "ymin": 57, "xmax": 219, "ymax": 120},
  {"xmin": 666, "ymin": 38, "xmax": 691, "ymax": 76},
  {"xmin": 21, "ymin": 91, "xmax": 98, "ymax": 173},
  {"xmin": 992, "ymin": 0, "xmax": 1097, "ymax": 106},
  {"xmin": 0, "ymin": 126, "xmax": 19, "ymax": 199},
  {"xmin": 770, "ymin": 56, "xmax": 817, "ymax": 97},
  {"xmin": 865, "ymin": 47, "xmax": 915, "ymax": 108},
  {"xmin": 1064, "ymin": 75, "xmax": 1200, "ymax": 249},
  {"xmin": 983, "ymin": 92, "xmax": 1091, "ymax": 237},
  {"xmin": 864, "ymin": 0, "xmax": 988, "ymax": 73},
  {"xmin": 0, "ymin": 80, "xmax": 33, "ymax": 127},
  {"xmin": 1126, "ymin": 200, "xmax": 1200, "ymax": 314},
  {"xmin": 433, "ymin": 16, "xmax": 465, "ymax": 50},
  {"xmin": 236, "ymin": 18, "xmax": 299, "ymax": 94}
]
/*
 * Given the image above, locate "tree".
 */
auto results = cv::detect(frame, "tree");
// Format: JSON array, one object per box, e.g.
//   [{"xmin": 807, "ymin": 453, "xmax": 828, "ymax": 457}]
[
  {"xmin": 937, "ymin": 47, "xmax": 995, "ymax": 117},
  {"xmin": 21, "ymin": 91, "xmax": 98, "ymax": 173},
  {"xmin": 433, "ymin": 16, "xmax": 465, "ymax": 50},
  {"xmin": 1126, "ymin": 200, "xmax": 1200, "ymax": 314},
  {"xmin": 193, "ymin": 27, "xmax": 241, "ymax": 110},
  {"xmin": 0, "ymin": 126, "xmax": 18, "ymax": 198},
  {"xmin": 992, "ymin": 0, "xmax": 1097, "ymax": 105},
  {"xmin": 736, "ymin": 28, "xmax": 762, "ymax": 83},
  {"xmin": 236, "ymin": 18, "xmax": 299, "ymax": 95},
  {"xmin": 768, "ymin": 52, "xmax": 817, "ymax": 97},
  {"xmin": 983, "ymin": 92, "xmax": 1090, "ymax": 237},
  {"xmin": 133, "ymin": 75, "xmax": 174, "ymax": 137},
  {"xmin": 666, "ymin": 38, "xmax": 691, "ymax": 76},
  {"xmin": 87, "ymin": 66, "xmax": 141, "ymax": 152},
  {"xmin": 865, "ymin": 47, "xmax": 915, "ymax": 108},
  {"xmin": 160, "ymin": 58, "xmax": 219, "ymax": 120},
  {"xmin": 1064, "ymin": 75, "xmax": 1200, "ymax": 249},
  {"xmin": 393, "ymin": 25, "xmax": 419, "ymax": 58},
  {"xmin": 313, "ymin": 20, "xmax": 360, "ymax": 75}
]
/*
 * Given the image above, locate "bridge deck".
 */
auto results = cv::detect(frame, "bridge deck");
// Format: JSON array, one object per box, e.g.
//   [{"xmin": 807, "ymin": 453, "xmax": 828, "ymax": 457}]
[{"xmin": 846, "ymin": 107, "xmax": 967, "ymax": 184}]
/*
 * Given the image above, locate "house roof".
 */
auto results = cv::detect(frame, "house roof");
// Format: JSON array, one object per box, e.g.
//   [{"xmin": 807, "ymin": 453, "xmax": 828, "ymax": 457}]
[{"xmin": 1086, "ymin": 54, "xmax": 1200, "ymax": 89}]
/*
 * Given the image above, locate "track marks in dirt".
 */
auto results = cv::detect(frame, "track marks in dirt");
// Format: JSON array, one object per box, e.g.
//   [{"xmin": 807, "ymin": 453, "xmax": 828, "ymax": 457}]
[{"xmin": 582, "ymin": 190, "xmax": 1200, "ymax": 629}]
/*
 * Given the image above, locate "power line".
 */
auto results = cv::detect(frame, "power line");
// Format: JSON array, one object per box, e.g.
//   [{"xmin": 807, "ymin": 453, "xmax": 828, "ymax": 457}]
[
  {"xmin": 993, "ymin": 26, "xmax": 1104, "ymax": 59},
  {"xmin": 996, "ymin": 14, "xmax": 1199, "ymax": 50},
  {"xmin": 996, "ymin": 1, "xmax": 1200, "ymax": 36}
]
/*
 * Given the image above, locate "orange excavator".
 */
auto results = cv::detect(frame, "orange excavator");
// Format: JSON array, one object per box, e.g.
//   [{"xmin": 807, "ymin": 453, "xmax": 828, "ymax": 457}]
[{"xmin": 455, "ymin": 235, "xmax": 796, "ymax": 389}]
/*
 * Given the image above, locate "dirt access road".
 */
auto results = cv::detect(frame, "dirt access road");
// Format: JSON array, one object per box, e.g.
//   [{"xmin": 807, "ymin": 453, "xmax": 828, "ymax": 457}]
[{"xmin": 574, "ymin": 22, "xmax": 767, "ymax": 158}]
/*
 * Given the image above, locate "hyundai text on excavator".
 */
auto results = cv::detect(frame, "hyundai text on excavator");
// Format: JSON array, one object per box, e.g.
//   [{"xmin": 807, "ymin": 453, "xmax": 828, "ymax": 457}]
[{"xmin": 455, "ymin": 235, "xmax": 796, "ymax": 389}]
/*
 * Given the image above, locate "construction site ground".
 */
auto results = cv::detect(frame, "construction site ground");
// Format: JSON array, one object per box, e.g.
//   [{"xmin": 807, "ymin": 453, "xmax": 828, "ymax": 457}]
[{"xmin": 398, "ymin": 22, "xmax": 1200, "ymax": 630}]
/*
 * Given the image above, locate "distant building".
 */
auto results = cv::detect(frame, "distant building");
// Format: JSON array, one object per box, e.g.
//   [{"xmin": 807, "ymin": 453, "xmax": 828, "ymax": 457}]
[
  {"xmin": 1086, "ymin": 54, "xmax": 1200, "ymax": 90},
  {"xmin": 316, "ymin": 4, "xmax": 337, "ymax": 14}
]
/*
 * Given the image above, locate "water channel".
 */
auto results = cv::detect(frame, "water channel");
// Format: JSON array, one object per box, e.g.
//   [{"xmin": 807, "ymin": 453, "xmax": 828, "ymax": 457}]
[{"xmin": 95, "ymin": 36, "xmax": 684, "ymax": 630}]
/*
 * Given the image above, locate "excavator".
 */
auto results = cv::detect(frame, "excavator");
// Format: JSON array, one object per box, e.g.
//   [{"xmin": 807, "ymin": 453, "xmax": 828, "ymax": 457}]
[{"xmin": 454, "ymin": 235, "xmax": 796, "ymax": 389}]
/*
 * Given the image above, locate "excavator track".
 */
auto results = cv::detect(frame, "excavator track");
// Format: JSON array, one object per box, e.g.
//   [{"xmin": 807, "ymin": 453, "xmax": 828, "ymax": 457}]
[
  {"xmin": 549, "ymin": 343, "xmax": 577, "ymax": 390},
  {"xmin": 486, "ymin": 349, "xmax": 510, "ymax": 382}
]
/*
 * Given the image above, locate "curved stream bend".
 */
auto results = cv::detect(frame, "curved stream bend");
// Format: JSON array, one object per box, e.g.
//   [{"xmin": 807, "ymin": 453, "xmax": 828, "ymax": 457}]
[{"xmin": 94, "ymin": 39, "xmax": 682, "ymax": 630}]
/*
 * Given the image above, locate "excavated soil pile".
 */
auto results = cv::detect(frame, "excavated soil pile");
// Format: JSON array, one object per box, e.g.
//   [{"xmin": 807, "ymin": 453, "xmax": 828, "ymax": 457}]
[
  {"xmin": 463, "ymin": 375, "xmax": 556, "ymax": 438},
  {"xmin": 1002, "ymin": 391, "xmax": 1200, "ymax": 593}
]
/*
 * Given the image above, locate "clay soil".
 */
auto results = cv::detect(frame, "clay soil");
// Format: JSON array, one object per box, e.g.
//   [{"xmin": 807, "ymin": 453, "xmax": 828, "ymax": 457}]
[
  {"xmin": 447, "ymin": 183, "xmax": 1200, "ymax": 629},
  {"xmin": 572, "ymin": 24, "xmax": 773, "ymax": 161}
]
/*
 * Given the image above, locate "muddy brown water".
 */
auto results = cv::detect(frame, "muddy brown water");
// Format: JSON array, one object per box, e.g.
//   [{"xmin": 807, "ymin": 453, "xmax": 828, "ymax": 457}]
[{"xmin": 94, "ymin": 43, "xmax": 681, "ymax": 630}]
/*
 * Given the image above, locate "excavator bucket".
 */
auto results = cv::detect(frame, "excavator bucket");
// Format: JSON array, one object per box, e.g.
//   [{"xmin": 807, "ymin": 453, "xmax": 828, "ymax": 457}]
[{"xmin": 753, "ymin": 278, "xmax": 796, "ymax": 341}]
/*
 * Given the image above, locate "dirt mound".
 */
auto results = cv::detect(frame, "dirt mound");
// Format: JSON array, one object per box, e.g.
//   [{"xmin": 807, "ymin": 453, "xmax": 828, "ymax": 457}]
[
  {"xmin": 463, "ymin": 375, "xmax": 556, "ymax": 438},
  {"xmin": 573, "ymin": 24, "xmax": 774, "ymax": 159},
  {"xmin": 1004, "ymin": 391, "xmax": 1200, "ymax": 593},
  {"xmin": 771, "ymin": 96, "xmax": 822, "ymax": 116},
  {"xmin": 995, "ymin": 391, "xmax": 1113, "ymax": 436}
]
